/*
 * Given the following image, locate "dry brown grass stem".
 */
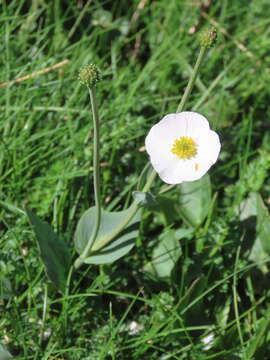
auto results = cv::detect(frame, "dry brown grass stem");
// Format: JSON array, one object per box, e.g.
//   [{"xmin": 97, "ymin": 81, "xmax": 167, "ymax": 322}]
[{"xmin": 0, "ymin": 59, "xmax": 69, "ymax": 88}]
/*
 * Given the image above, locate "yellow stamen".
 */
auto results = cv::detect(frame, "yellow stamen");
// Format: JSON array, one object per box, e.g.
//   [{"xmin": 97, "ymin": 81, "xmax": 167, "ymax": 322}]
[
  {"xmin": 195, "ymin": 163, "xmax": 199, "ymax": 171},
  {"xmin": 171, "ymin": 136, "xmax": 197, "ymax": 160}
]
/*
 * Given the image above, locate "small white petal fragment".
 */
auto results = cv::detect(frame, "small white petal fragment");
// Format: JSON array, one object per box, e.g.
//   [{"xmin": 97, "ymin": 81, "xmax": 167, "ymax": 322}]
[
  {"xmin": 126, "ymin": 321, "xmax": 143, "ymax": 335},
  {"xmin": 202, "ymin": 332, "xmax": 215, "ymax": 350},
  {"xmin": 145, "ymin": 112, "xmax": 221, "ymax": 184}
]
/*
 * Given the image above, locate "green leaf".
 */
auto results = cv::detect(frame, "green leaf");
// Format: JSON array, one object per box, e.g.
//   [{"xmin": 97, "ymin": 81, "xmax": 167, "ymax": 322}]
[
  {"xmin": 144, "ymin": 229, "xmax": 183, "ymax": 279},
  {"xmin": 0, "ymin": 278, "xmax": 12, "ymax": 300},
  {"xmin": 84, "ymin": 228, "xmax": 138, "ymax": 264},
  {"xmin": 239, "ymin": 191, "xmax": 257, "ymax": 220},
  {"xmin": 26, "ymin": 208, "xmax": 72, "ymax": 293},
  {"xmin": 177, "ymin": 174, "xmax": 211, "ymax": 227},
  {"xmin": 74, "ymin": 206, "xmax": 140, "ymax": 264},
  {"xmin": 154, "ymin": 194, "xmax": 180, "ymax": 225},
  {"xmin": 0, "ymin": 345, "xmax": 12, "ymax": 360},
  {"xmin": 239, "ymin": 192, "xmax": 270, "ymax": 273},
  {"xmin": 256, "ymin": 193, "xmax": 270, "ymax": 254}
]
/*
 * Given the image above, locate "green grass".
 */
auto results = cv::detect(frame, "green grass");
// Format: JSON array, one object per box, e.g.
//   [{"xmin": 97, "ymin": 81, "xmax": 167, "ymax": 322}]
[{"xmin": 2, "ymin": 0, "xmax": 270, "ymax": 359}]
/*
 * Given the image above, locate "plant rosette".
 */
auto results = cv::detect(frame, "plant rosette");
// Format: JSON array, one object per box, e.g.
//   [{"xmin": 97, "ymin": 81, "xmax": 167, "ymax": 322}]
[{"xmin": 145, "ymin": 111, "xmax": 221, "ymax": 184}]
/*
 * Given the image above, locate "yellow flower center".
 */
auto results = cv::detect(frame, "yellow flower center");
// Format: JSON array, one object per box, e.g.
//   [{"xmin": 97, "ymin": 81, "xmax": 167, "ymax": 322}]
[{"xmin": 171, "ymin": 136, "xmax": 197, "ymax": 159}]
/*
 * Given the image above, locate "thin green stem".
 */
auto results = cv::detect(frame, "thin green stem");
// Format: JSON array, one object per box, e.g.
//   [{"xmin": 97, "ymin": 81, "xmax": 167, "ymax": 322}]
[
  {"xmin": 89, "ymin": 86, "xmax": 102, "ymax": 243},
  {"xmin": 136, "ymin": 161, "xmax": 151, "ymax": 190},
  {"xmin": 177, "ymin": 46, "xmax": 207, "ymax": 113},
  {"xmin": 76, "ymin": 86, "xmax": 102, "ymax": 266}
]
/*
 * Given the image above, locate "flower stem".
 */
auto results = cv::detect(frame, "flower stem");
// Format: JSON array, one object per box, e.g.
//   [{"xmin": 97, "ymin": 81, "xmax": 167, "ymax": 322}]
[
  {"xmin": 89, "ymin": 86, "xmax": 102, "ymax": 242},
  {"xmin": 75, "ymin": 86, "xmax": 102, "ymax": 267},
  {"xmin": 176, "ymin": 46, "xmax": 207, "ymax": 113}
]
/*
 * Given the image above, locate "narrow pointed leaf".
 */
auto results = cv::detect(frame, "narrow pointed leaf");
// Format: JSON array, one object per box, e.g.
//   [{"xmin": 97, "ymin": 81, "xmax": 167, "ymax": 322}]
[{"xmin": 26, "ymin": 208, "xmax": 72, "ymax": 293}]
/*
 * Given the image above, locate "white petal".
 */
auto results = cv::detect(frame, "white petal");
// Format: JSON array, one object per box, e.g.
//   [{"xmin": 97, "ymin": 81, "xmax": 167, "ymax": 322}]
[
  {"xmin": 145, "ymin": 114, "xmax": 179, "ymax": 174},
  {"xmin": 158, "ymin": 156, "xmax": 215, "ymax": 184},
  {"xmin": 176, "ymin": 112, "xmax": 210, "ymax": 138},
  {"xmin": 145, "ymin": 113, "xmax": 187, "ymax": 153},
  {"xmin": 158, "ymin": 160, "xmax": 192, "ymax": 184},
  {"xmin": 150, "ymin": 155, "xmax": 178, "ymax": 178},
  {"xmin": 145, "ymin": 112, "xmax": 210, "ymax": 155},
  {"xmin": 197, "ymin": 130, "xmax": 221, "ymax": 164}
]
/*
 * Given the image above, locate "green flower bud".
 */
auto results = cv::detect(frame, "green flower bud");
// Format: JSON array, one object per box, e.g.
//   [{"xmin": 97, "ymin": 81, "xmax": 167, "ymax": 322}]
[
  {"xmin": 78, "ymin": 64, "xmax": 101, "ymax": 87},
  {"xmin": 200, "ymin": 27, "xmax": 217, "ymax": 48}
]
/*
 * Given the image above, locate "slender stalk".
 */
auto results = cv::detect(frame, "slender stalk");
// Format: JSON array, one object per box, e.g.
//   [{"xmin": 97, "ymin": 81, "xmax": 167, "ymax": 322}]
[
  {"xmin": 177, "ymin": 46, "xmax": 207, "ymax": 113},
  {"xmin": 89, "ymin": 86, "xmax": 102, "ymax": 244},
  {"xmin": 76, "ymin": 86, "xmax": 102, "ymax": 266}
]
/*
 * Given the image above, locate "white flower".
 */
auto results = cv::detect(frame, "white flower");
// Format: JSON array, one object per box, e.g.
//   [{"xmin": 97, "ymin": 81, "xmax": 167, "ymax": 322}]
[{"xmin": 145, "ymin": 112, "xmax": 221, "ymax": 184}]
